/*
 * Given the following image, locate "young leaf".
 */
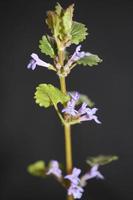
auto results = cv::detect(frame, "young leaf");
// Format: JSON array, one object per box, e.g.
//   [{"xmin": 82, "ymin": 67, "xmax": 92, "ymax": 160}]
[
  {"xmin": 46, "ymin": 11, "xmax": 61, "ymax": 38},
  {"xmin": 55, "ymin": 2, "xmax": 63, "ymax": 16},
  {"xmin": 39, "ymin": 35, "xmax": 55, "ymax": 58},
  {"xmin": 71, "ymin": 21, "xmax": 88, "ymax": 44},
  {"xmin": 27, "ymin": 160, "xmax": 46, "ymax": 177},
  {"xmin": 62, "ymin": 4, "xmax": 74, "ymax": 35},
  {"xmin": 77, "ymin": 54, "xmax": 102, "ymax": 66},
  {"xmin": 86, "ymin": 155, "xmax": 118, "ymax": 166},
  {"xmin": 35, "ymin": 84, "xmax": 70, "ymax": 108}
]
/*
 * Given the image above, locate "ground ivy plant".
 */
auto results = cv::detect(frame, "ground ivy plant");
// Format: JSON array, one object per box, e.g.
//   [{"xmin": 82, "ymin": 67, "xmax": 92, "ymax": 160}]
[{"xmin": 27, "ymin": 3, "xmax": 118, "ymax": 200}]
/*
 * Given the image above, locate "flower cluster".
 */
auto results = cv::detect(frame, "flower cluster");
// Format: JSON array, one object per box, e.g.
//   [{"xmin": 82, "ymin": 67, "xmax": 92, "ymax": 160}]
[
  {"xmin": 65, "ymin": 168, "xmax": 84, "ymax": 199},
  {"xmin": 46, "ymin": 160, "xmax": 104, "ymax": 199},
  {"xmin": 64, "ymin": 45, "xmax": 92, "ymax": 70},
  {"xmin": 27, "ymin": 45, "xmax": 92, "ymax": 77},
  {"xmin": 62, "ymin": 92, "xmax": 101, "ymax": 124}
]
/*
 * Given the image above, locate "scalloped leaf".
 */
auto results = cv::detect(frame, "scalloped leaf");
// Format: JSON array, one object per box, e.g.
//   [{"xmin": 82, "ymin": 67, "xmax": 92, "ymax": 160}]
[
  {"xmin": 62, "ymin": 4, "xmax": 74, "ymax": 35},
  {"xmin": 77, "ymin": 54, "xmax": 102, "ymax": 66},
  {"xmin": 46, "ymin": 10, "xmax": 61, "ymax": 38},
  {"xmin": 35, "ymin": 84, "xmax": 70, "ymax": 108},
  {"xmin": 71, "ymin": 21, "xmax": 88, "ymax": 44},
  {"xmin": 55, "ymin": 2, "xmax": 63, "ymax": 16},
  {"xmin": 27, "ymin": 160, "xmax": 46, "ymax": 177},
  {"xmin": 86, "ymin": 155, "xmax": 118, "ymax": 166},
  {"xmin": 39, "ymin": 35, "xmax": 55, "ymax": 58}
]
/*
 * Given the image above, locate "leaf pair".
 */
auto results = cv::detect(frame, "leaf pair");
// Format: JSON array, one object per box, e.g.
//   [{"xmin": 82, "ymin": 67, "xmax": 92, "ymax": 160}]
[{"xmin": 46, "ymin": 3, "xmax": 88, "ymax": 46}]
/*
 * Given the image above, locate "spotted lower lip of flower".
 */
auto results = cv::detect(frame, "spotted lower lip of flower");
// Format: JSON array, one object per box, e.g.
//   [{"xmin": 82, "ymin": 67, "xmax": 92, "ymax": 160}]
[
  {"xmin": 46, "ymin": 160, "xmax": 62, "ymax": 178},
  {"xmin": 68, "ymin": 184, "xmax": 84, "ymax": 199},
  {"xmin": 80, "ymin": 164, "xmax": 104, "ymax": 187},
  {"xmin": 27, "ymin": 53, "xmax": 52, "ymax": 70},
  {"xmin": 65, "ymin": 168, "xmax": 81, "ymax": 185}
]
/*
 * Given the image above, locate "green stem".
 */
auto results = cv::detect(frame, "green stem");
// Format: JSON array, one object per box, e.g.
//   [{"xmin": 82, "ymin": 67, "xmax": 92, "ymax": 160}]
[
  {"xmin": 59, "ymin": 76, "xmax": 73, "ymax": 174},
  {"xmin": 58, "ymin": 49, "xmax": 73, "ymax": 200},
  {"xmin": 59, "ymin": 76, "xmax": 67, "ymax": 94},
  {"xmin": 60, "ymin": 77, "xmax": 73, "ymax": 200},
  {"xmin": 64, "ymin": 123, "xmax": 73, "ymax": 174},
  {"xmin": 54, "ymin": 104, "xmax": 65, "ymax": 125}
]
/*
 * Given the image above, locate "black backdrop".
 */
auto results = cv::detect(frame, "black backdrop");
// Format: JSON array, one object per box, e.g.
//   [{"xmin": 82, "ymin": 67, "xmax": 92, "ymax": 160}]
[{"xmin": 0, "ymin": 0, "xmax": 133, "ymax": 200}]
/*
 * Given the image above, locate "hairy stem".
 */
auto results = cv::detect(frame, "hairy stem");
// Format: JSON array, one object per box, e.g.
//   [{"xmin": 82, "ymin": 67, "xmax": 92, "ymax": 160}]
[
  {"xmin": 58, "ymin": 50, "xmax": 73, "ymax": 200},
  {"xmin": 59, "ymin": 76, "xmax": 73, "ymax": 173},
  {"xmin": 64, "ymin": 123, "xmax": 73, "ymax": 173}
]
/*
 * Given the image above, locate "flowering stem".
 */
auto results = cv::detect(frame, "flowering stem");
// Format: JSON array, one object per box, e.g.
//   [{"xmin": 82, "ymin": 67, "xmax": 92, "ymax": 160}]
[
  {"xmin": 59, "ymin": 76, "xmax": 73, "ymax": 173},
  {"xmin": 64, "ymin": 123, "xmax": 73, "ymax": 174},
  {"xmin": 59, "ymin": 76, "xmax": 67, "ymax": 94},
  {"xmin": 59, "ymin": 76, "xmax": 73, "ymax": 200},
  {"xmin": 58, "ymin": 47, "xmax": 73, "ymax": 200}
]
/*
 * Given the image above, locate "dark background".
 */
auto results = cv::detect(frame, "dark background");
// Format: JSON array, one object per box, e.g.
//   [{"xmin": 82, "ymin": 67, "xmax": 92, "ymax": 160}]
[{"xmin": 0, "ymin": 0, "xmax": 133, "ymax": 200}]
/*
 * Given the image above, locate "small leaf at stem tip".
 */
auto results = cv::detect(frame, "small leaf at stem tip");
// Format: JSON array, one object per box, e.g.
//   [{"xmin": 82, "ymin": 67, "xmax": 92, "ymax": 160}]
[
  {"xmin": 39, "ymin": 35, "xmax": 56, "ymax": 58},
  {"xmin": 71, "ymin": 21, "xmax": 88, "ymax": 44},
  {"xmin": 62, "ymin": 4, "xmax": 74, "ymax": 36},
  {"xmin": 34, "ymin": 83, "xmax": 70, "ymax": 108},
  {"xmin": 46, "ymin": 10, "xmax": 61, "ymax": 38},
  {"xmin": 86, "ymin": 155, "xmax": 119, "ymax": 167},
  {"xmin": 27, "ymin": 160, "xmax": 46, "ymax": 177},
  {"xmin": 55, "ymin": 2, "xmax": 63, "ymax": 16},
  {"xmin": 77, "ymin": 54, "xmax": 103, "ymax": 66}
]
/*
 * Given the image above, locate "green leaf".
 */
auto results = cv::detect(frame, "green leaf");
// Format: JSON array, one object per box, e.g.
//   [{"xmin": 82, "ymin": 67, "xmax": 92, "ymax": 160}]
[
  {"xmin": 86, "ymin": 155, "xmax": 119, "ymax": 166},
  {"xmin": 46, "ymin": 10, "xmax": 61, "ymax": 38},
  {"xmin": 55, "ymin": 3, "xmax": 63, "ymax": 16},
  {"xmin": 39, "ymin": 35, "xmax": 55, "ymax": 58},
  {"xmin": 71, "ymin": 21, "xmax": 88, "ymax": 44},
  {"xmin": 77, "ymin": 93, "xmax": 95, "ymax": 108},
  {"xmin": 62, "ymin": 4, "xmax": 74, "ymax": 35},
  {"xmin": 35, "ymin": 84, "xmax": 70, "ymax": 108},
  {"xmin": 27, "ymin": 160, "xmax": 46, "ymax": 177},
  {"xmin": 77, "ymin": 54, "xmax": 102, "ymax": 66}
]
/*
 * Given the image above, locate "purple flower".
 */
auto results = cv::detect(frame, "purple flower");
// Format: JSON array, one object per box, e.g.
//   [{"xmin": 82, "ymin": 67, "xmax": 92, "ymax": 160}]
[
  {"xmin": 70, "ymin": 45, "xmax": 92, "ymax": 62},
  {"xmin": 79, "ymin": 103, "xmax": 101, "ymax": 124},
  {"xmin": 65, "ymin": 168, "xmax": 81, "ymax": 185},
  {"xmin": 80, "ymin": 108, "xmax": 101, "ymax": 124},
  {"xmin": 62, "ymin": 92, "xmax": 101, "ymax": 124},
  {"xmin": 27, "ymin": 53, "xmax": 51, "ymax": 70},
  {"xmin": 70, "ymin": 92, "xmax": 80, "ymax": 102},
  {"xmin": 62, "ymin": 92, "xmax": 79, "ymax": 116},
  {"xmin": 68, "ymin": 184, "xmax": 84, "ymax": 199},
  {"xmin": 80, "ymin": 165, "xmax": 104, "ymax": 187},
  {"xmin": 64, "ymin": 45, "xmax": 92, "ymax": 71},
  {"xmin": 78, "ymin": 102, "xmax": 88, "ymax": 115},
  {"xmin": 46, "ymin": 160, "xmax": 62, "ymax": 178}
]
